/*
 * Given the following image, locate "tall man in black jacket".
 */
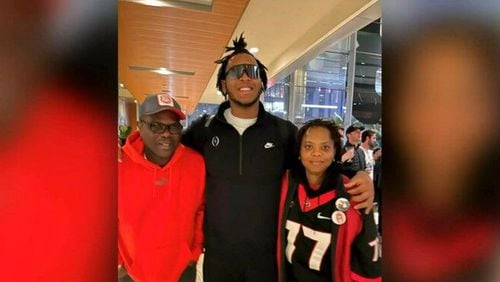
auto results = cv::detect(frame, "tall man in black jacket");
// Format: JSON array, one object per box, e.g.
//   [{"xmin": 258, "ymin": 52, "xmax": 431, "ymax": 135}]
[{"xmin": 182, "ymin": 34, "xmax": 374, "ymax": 282}]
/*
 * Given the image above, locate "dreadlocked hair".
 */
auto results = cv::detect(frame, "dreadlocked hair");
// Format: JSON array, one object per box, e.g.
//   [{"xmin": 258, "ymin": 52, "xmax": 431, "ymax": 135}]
[{"xmin": 215, "ymin": 33, "xmax": 268, "ymax": 97}]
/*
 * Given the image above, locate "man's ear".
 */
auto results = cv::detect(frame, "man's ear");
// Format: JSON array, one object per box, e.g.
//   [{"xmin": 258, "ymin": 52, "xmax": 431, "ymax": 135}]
[
  {"xmin": 221, "ymin": 80, "xmax": 228, "ymax": 100},
  {"xmin": 221, "ymin": 80, "xmax": 226, "ymax": 94}
]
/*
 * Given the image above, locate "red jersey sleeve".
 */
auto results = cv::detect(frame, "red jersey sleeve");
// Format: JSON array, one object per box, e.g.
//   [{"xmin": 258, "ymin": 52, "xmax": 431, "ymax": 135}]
[{"xmin": 350, "ymin": 212, "xmax": 382, "ymax": 281}]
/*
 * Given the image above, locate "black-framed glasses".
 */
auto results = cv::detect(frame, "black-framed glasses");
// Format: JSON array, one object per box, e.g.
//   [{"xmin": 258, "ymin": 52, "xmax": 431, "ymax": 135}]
[
  {"xmin": 141, "ymin": 120, "xmax": 183, "ymax": 135},
  {"xmin": 225, "ymin": 64, "xmax": 260, "ymax": 80}
]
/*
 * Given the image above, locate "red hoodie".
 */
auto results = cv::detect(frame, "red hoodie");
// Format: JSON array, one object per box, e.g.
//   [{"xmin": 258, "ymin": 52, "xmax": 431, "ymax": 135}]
[{"xmin": 118, "ymin": 131, "xmax": 205, "ymax": 282}]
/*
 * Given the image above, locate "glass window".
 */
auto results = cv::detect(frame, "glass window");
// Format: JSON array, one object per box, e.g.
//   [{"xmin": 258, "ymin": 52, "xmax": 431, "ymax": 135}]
[
  {"xmin": 274, "ymin": 37, "xmax": 350, "ymax": 126},
  {"xmin": 187, "ymin": 103, "xmax": 219, "ymax": 126},
  {"xmin": 264, "ymin": 76, "xmax": 290, "ymax": 120},
  {"xmin": 353, "ymin": 19, "xmax": 382, "ymax": 140}
]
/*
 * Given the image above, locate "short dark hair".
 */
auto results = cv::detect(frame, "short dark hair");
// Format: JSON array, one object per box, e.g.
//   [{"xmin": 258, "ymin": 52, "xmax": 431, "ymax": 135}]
[
  {"xmin": 215, "ymin": 33, "xmax": 268, "ymax": 97},
  {"xmin": 346, "ymin": 124, "xmax": 364, "ymax": 135},
  {"xmin": 292, "ymin": 118, "xmax": 347, "ymax": 195},
  {"xmin": 297, "ymin": 119, "xmax": 343, "ymax": 162},
  {"xmin": 362, "ymin": 129, "xmax": 376, "ymax": 143}
]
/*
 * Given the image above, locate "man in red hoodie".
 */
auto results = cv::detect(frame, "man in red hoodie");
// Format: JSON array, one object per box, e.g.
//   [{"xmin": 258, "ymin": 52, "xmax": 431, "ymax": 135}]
[{"xmin": 118, "ymin": 94, "xmax": 206, "ymax": 282}]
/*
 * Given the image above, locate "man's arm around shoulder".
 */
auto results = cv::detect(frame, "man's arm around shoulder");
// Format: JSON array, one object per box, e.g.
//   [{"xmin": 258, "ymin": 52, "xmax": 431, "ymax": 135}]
[{"xmin": 182, "ymin": 115, "xmax": 211, "ymax": 153}]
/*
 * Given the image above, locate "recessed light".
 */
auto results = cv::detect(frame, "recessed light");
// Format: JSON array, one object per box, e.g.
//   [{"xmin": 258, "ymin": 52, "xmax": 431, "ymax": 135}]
[
  {"xmin": 123, "ymin": 0, "xmax": 213, "ymax": 10},
  {"xmin": 129, "ymin": 65, "xmax": 194, "ymax": 76},
  {"xmin": 249, "ymin": 47, "xmax": 259, "ymax": 54},
  {"xmin": 131, "ymin": 0, "xmax": 169, "ymax": 7},
  {"xmin": 154, "ymin": 70, "xmax": 172, "ymax": 75}
]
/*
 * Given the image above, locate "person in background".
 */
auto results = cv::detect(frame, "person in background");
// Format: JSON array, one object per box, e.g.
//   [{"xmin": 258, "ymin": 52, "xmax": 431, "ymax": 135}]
[
  {"xmin": 337, "ymin": 124, "xmax": 355, "ymax": 163},
  {"xmin": 182, "ymin": 34, "xmax": 375, "ymax": 282},
  {"xmin": 372, "ymin": 148, "xmax": 381, "ymax": 162},
  {"xmin": 342, "ymin": 124, "xmax": 366, "ymax": 172},
  {"xmin": 372, "ymin": 147, "xmax": 382, "ymax": 233},
  {"xmin": 118, "ymin": 94, "xmax": 205, "ymax": 282},
  {"xmin": 278, "ymin": 119, "xmax": 381, "ymax": 282},
  {"xmin": 359, "ymin": 130, "xmax": 377, "ymax": 180},
  {"xmin": 372, "ymin": 147, "xmax": 382, "ymax": 204}
]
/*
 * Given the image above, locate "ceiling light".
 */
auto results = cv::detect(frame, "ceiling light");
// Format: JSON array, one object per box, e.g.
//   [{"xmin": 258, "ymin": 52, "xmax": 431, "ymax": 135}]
[
  {"xmin": 130, "ymin": 0, "xmax": 169, "ymax": 7},
  {"xmin": 153, "ymin": 68, "xmax": 173, "ymax": 75},
  {"xmin": 249, "ymin": 47, "xmax": 259, "ymax": 54},
  {"xmin": 129, "ymin": 65, "xmax": 195, "ymax": 76},
  {"xmin": 121, "ymin": 0, "xmax": 213, "ymax": 11}
]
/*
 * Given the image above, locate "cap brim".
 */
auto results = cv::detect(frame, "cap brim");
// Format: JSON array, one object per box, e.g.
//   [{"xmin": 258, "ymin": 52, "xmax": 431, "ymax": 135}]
[
  {"xmin": 169, "ymin": 109, "xmax": 186, "ymax": 120},
  {"xmin": 144, "ymin": 108, "xmax": 186, "ymax": 120},
  {"xmin": 346, "ymin": 126, "xmax": 364, "ymax": 134}
]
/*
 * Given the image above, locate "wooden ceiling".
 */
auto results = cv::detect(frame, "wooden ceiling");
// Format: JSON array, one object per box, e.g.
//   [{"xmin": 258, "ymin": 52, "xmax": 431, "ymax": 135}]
[
  {"xmin": 119, "ymin": 0, "xmax": 381, "ymax": 115},
  {"xmin": 118, "ymin": 0, "xmax": 249, "ymax": 113}
]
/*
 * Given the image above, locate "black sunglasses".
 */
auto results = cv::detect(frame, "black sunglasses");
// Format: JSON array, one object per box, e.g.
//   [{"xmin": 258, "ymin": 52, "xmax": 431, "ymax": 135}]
[
  {"xmin": 225, "ymin": 64, "xmax": 260, "ymax": 80},
  {"xmin": 141, "ymin": 120, "xmax": 183, "ymax": 135}
]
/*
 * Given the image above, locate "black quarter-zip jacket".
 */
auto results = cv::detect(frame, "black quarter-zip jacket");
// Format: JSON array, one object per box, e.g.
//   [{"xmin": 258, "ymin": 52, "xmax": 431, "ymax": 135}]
[{"xmin": 182, "ymin": 101, "xmax": 298, "ymax": 265}]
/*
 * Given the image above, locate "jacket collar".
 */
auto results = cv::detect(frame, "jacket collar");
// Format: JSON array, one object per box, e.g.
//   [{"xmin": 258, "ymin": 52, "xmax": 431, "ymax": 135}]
[{"xmin": 215, "ymin": 100, "xmax": 268, "ymax": 125}]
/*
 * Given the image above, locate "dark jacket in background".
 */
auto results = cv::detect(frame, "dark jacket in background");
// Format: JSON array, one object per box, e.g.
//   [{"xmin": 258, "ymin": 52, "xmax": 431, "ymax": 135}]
[
  {"xmin": 342, "ymin": 142, "xmax": 366, "ymax": 172},
  {"xmin": 373, "ymin": 157, "xmax": 382, "ymax": 204}
]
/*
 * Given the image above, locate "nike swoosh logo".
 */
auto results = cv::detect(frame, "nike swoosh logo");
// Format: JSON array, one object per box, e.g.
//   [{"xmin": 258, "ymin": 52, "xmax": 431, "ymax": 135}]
[
  {"xmin": 264, "ymin": 142, "xmax": 275, "ymax": 149},
  {"xmin": 317, "ymin": 213, "xmax": 330, "ymax": 220}
]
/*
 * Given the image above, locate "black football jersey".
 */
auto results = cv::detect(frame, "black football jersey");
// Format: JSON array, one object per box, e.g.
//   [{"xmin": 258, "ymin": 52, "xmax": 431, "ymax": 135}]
[
  {"xmin": 283, "ymin": 183, "xmax": 382, "ymax": 282},
  {"xmin": 285, "ymin": 185, "xmax": 336, "ymax": 282}
]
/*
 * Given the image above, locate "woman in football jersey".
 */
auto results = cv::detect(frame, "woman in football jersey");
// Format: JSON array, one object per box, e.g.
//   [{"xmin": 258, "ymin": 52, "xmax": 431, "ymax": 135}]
[{"xmin": 277, "ymin": 119, "xmax": 381, "ymax": 282}]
